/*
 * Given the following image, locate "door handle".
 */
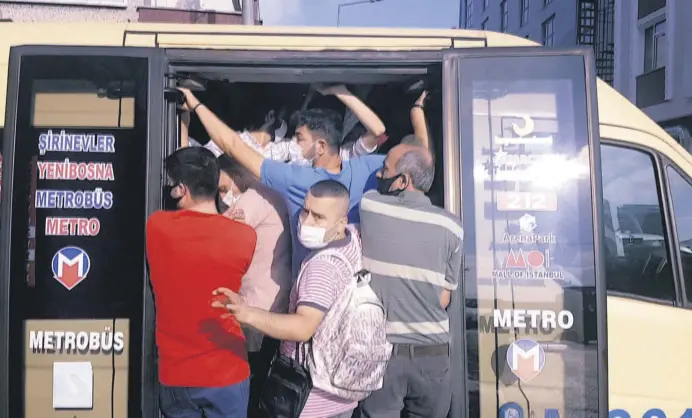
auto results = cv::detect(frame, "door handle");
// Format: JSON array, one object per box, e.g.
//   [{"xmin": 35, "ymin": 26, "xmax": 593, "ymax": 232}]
[{"xmin": 163, "ymin": 88, "xmax": 185, "ymax": 108}]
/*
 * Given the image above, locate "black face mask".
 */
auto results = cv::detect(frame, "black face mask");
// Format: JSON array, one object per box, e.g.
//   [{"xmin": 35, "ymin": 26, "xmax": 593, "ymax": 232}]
[{"xmin": 377, "ymin": 174, "xmax": 405, "ymax": 196}]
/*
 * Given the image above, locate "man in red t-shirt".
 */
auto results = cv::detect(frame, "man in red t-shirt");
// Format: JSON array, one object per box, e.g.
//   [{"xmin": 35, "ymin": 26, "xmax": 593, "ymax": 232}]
[{"xmin": 146, "ymin": 147, "xmax": 257, "ymax": 418}]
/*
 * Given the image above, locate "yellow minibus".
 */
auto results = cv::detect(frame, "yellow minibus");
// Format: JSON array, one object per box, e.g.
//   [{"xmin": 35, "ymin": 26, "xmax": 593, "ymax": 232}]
[{"xmin": 0, "ymin": 22, "xmax": 691, "ymax": 418}]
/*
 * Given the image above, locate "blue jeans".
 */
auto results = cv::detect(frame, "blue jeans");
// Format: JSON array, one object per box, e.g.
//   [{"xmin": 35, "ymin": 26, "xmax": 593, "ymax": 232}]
[{"xmin": 159, "ymin": 379, "xmax": 249, "ymax": 418}]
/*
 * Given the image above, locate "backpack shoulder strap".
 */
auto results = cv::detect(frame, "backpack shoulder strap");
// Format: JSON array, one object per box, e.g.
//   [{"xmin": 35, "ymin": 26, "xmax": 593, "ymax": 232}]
[
  {"xmin": 312, "ymin": 249, "xmax": 356, "ymax": 277},
  {"xmin": 295, "ymin": 249, "xmax": 355, "ymax": 289}
]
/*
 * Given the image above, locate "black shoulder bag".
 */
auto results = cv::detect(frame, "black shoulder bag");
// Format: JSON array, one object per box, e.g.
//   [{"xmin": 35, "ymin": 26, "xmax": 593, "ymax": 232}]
[{"xmin": 257, "ymin": 341, "xmax": 312, "ymax": 418}]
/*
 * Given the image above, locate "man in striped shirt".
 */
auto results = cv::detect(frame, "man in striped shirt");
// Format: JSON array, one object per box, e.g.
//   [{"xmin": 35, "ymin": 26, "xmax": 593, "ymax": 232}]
[
  {"xmin": 213, "ymin": 180, "xmax": 361, "ymax": 418},
  {"xmin": 359, "ymin": 143, "xmax": 463, "ymax": 418}
]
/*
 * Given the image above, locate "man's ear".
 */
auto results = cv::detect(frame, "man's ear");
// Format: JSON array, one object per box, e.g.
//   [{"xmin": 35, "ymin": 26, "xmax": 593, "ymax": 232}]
[
  {"xmin": 397, "ymin": 173, "xmax": 410, "ymax": 190},
  {"xmin": 335, "ymin": 215, "xmax": 349, "ymax": 234},
  {"xmin": 316, "ymin": 138, "xmax": 329, "ymax": 155},
  {"xmin": 178, "ymin": 183, "xmax": 189, "ymax": 198}
]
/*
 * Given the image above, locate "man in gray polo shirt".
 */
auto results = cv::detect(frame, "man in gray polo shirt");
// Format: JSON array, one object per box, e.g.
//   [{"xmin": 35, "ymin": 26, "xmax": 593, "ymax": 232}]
[{"xmin": 358, "ymin": 143, "xmax": 462, "ymax": 418}]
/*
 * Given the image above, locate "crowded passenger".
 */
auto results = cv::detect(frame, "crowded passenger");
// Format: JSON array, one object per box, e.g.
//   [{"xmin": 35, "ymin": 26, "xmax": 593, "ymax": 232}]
[
  {"xmin": 147, "ymin": 147, "xmax": 256, "ymax": 418},
  {"xmin": 160, "ymin": 82, "xmax": 451, "ymax": 418},
  {"xmin": 358, "ymin": 143, "xmax": 462, "ymax": 418},
  {"xmin": 216, "ymin": 155, "xmax": 293, "ymax": 415},
  {"xmin": 177, "ymin": 86, "xmax": 385, "ymax": 277},
  {"xmin": 405, "ymin": 89, "xmax": 431, "ymax": 150},
  {"xmin": 180, "ymin": 84, "xmax": 386, "ymax": 165},
  {"xmin": 213, "ymin": 180, "xmax": 374, "ymax": 418}
]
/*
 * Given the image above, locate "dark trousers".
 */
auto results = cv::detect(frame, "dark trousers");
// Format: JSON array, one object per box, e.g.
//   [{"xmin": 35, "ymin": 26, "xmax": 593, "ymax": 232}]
[
  {"xmin": 248, "ymin": 337, "xmax": 281, "ymax": 418},
  {"xmin": 159, "ymin": 379, "xmax": 249, "ymax": 418},
  {"xmin": 359, "ymin": 343, "xmax": 451, "ymax": 418}
]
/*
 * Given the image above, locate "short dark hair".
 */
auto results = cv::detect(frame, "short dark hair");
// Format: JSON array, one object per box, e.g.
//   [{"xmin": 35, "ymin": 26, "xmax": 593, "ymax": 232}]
[
  {"xmin": 396, "ymin": 147, "xmax": 435, "ymax": 193},
  {"xmin": 400, "ymin": 134, "xmax": 423, "ymax": 147},
  {"xmin": 165, "ymin": 147, "xmax": 219, "ymax": 200},
  {"xmin": 217, "ymin": 154, "xmax": 252, "ymax": 193},
  {"xmin": 309, "ymin": 180, "xmax": 350, "ymax": 214},
  {"xmin": 292, "ymin": 108, "xmax": 343, "ymax": 152}
]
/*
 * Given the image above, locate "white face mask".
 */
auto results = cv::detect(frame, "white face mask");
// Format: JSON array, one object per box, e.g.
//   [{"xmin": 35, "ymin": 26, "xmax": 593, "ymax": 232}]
[
  {"xmin": 274, "ymin": 120, "xmax": 288, "ymax": 141},
  {"xmin": 298, "ymin": 221, "xmax": 332, "ymax": 250},
  {"xmin": 289, "ymin": 139, "xmax": 316, "ymax": 167},
  {"xmin": 222, "ymin": 191, "xmax": 239, "ymax": 208}
]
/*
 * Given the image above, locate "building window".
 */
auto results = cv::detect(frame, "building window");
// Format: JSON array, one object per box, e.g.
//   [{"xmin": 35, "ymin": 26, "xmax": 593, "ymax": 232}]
[
  {"xmin": 601, "ymin": 144, "xmax": 675, "ymax": 302},
  {"xmin": 466, "ymin": 0, "xmax": 474, "ymax": 28},
  {"xmin": 644, "ymin": 20, "xmax": 666, "ymax": 73},
  {"xmin": 500, "ymin": 0, "xmax": 508, "ymax": 32},
  {"xmin": 481, "ymin": 17, "xmax": 489, "ymax": 30},
  {"xmin": 32, "ymin": 80, "xmax": 134, "ymax": 128},
  {"xmin": 542, "ymin": 15, "xmax": 555, "ymax": 46},
  {"xmin": 520, "ymin": 0, "xmax": 529, "ymax": 26},
  {"xmin": 638, "ymin": 0, "xmax": 667, "ymax": 20},
  {"xmin": 667, "ymin": 166, "xmax": 692, "ymax": 303},
  {"xmin": 483, "ymin": 0, "xmax": 489, "ymax": 11}
]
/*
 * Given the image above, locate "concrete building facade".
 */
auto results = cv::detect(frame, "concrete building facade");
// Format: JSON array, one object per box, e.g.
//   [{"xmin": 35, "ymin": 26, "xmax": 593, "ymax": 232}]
[
  {"xmin": 0, "ymin": 0, "xmax": 259, "ymax": 25},
  {"xmin": 460, "ymin": 0, "xmax": 615, "ymax": 84},
  {"xmin": 614, "ymin": 0, "xmax": 692, "ymax": 148},
  {"xmin": 461, "ymin": 0, "xmax": 576, "ymax": 47}
]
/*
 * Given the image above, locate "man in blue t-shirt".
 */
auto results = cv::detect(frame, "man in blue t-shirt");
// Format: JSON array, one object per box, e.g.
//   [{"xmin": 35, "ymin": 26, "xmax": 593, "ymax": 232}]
[{"xmin": 178, "ymin": 88, "xmax": 385, "ymax": 276}]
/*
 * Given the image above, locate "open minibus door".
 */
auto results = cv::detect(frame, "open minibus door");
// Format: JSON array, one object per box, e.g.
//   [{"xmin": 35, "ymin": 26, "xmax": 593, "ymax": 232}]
[
  {"xmin": 0, "ymin": 45, "xmax": 167, "ymax": 418},
  {"xmin": 441, "ymin": 46, "xmax": 607, "ymax": 418}
]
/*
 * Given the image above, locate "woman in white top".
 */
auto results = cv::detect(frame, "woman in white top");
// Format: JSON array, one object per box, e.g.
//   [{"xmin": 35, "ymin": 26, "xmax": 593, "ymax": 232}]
[{"xmin": 180, "ymin": 84, "xmax": 387, "ymax": 166}]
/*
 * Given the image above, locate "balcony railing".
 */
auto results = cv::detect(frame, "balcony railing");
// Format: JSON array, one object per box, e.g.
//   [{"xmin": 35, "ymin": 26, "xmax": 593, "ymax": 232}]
[
  {"xmin": 636, "ymin": 67, "xmax": 666, "ymax": 108},
  {"xmin": 638, "ymin": 0, "xmax": 666, "ymax": 19}
]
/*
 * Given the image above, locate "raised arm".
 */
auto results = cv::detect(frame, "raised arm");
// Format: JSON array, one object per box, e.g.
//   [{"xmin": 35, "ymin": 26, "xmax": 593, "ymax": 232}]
[
  {"xmin": 178, "ymin": 88, "xmax": 264, "ymax": 179},
  {"xmin": 318, "ymin": 84, "xmax": 386, "ymax": 150},
  {"xmin": 179, "ymin": 111, "xmax": 190, "ymax": 148},
  {"xmin": 411, "ymin": 90, "xmax": 432, "ymax": 153}
]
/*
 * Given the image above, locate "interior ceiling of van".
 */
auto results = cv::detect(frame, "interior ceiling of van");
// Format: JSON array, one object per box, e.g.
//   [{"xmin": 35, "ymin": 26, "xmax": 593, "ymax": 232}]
[{"xmin": 177, "ymin": 68, "xmax": 428, "ymax": 85}]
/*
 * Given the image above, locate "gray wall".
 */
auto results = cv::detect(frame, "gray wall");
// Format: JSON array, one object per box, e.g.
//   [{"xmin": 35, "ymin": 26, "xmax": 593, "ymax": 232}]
[
  {"xmin": 0, "ymin": 0, "xmax": 250, "ymax": 23},
  {"xmin": 464, "ymin": 0, "xmax": 578, "ymax": 47},
  {"xmin": 0, "ymin": 0, "xmax": 142, "ymax": 23}
]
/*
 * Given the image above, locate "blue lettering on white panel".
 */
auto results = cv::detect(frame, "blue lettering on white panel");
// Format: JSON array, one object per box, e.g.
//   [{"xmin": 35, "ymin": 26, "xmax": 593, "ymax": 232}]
[
  {"xmin": 610, "ymin": 410, "xmax": 631, "ymax": 418},
  {"xmin": 38, "ymin": 130, "xmax": 115, "ymax": 155},
  {"xmin": 544, "ymin": 409, "xmax": 560, "ymax": 418},
  {"xmin": 643, "ymin": 410, "xmax": 666, "ymax": 418},
  {"xmin": 35, "ymin": 189, "xmax": 113, "ymax": 210}
]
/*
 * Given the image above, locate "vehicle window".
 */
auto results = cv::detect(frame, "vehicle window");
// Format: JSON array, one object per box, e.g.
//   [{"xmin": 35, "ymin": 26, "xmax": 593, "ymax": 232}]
[
  {"xmin": 32, "ymin": 79, "xmax": 134, "ymax": 128},
  {"xmin": 601, "ymin": 144, "xmax": 675, "ymax": 301},
  {"xmin": 666, "ymin": 166, "xmax": 692, "ymax": 302}
]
